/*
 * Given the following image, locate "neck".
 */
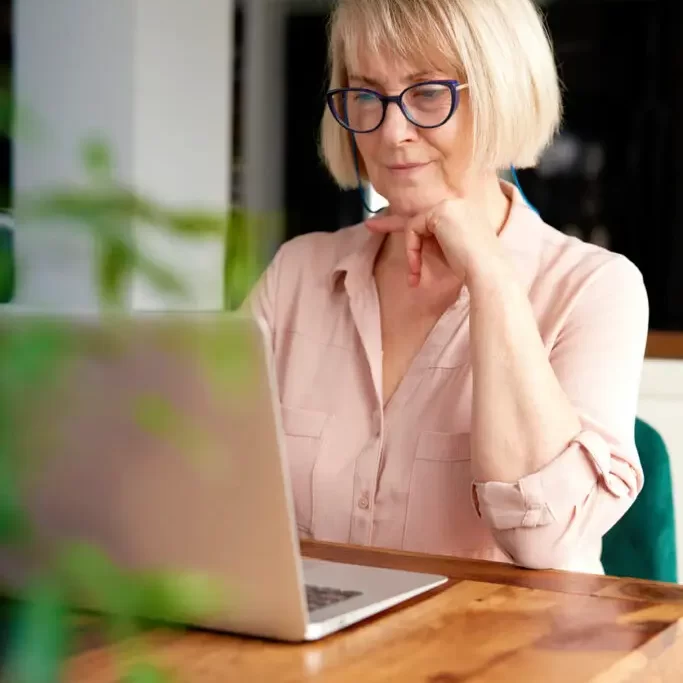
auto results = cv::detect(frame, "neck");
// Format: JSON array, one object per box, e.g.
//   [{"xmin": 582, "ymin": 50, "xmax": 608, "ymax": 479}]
[{"xmin": 452, "ymin": 173, "xmax": 511, "ymax": 236}]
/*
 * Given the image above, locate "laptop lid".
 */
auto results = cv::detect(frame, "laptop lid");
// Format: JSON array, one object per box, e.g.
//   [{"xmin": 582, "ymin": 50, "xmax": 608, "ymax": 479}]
[{"xmin": 0, "ymin": 311, "xmax": 309, "ymax": 640}]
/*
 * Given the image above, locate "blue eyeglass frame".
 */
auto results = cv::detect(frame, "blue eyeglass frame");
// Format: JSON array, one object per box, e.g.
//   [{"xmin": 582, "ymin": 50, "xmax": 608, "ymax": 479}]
[{"xmin": 326, "ymin": 79, "xmax": 468, "ymax": 133}]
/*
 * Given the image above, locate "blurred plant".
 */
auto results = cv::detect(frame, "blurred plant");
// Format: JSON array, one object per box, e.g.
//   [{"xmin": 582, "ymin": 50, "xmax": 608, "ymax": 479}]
[
  {"xmin": 0, "ymin": 132, "xmax": 275, "ymax": 681},
  {"xmin": 17, "ymin": 137, "xmax": 272, "ymax": 311}
]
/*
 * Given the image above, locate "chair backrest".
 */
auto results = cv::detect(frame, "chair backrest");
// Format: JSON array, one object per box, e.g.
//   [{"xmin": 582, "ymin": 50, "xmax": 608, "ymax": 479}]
[{"xmin": 601, "ymin": 418, "xmax": 677, "ymax": 582}]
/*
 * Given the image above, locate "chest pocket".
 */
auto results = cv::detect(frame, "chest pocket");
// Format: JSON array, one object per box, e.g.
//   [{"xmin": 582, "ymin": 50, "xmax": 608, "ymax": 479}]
[
  {"xmin": 281, "ymin": 406, "xmax": 327, "ymax": 537},
  {"xmin": 403, "ymin": 431, "xmax": 488, "ymax": 554}
]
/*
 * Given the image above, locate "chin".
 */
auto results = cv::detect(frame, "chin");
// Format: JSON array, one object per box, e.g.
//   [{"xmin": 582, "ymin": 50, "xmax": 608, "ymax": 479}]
[{"xmin": 378, "ymin": 186, "xmax": 446, "ymax": 217}]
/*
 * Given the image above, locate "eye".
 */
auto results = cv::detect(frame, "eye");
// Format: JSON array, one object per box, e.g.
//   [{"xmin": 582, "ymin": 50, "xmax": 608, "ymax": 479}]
[
  {"xmin": 353, "ymin": 91, "xmax": 378, "ymax": 104},
  {"xmin": 413, "ymin": 86, "xmax": 446, "ymax": 100}
]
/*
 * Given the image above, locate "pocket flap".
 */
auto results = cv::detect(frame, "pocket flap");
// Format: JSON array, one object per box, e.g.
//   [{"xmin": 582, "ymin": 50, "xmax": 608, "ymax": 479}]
[
  {"xmin": 416, "ymin": 431, "xmax": 470, "ymax": 462},
  {"xmin": 281, "ymin": 406, "xmax": 327, "ymax": 438}
]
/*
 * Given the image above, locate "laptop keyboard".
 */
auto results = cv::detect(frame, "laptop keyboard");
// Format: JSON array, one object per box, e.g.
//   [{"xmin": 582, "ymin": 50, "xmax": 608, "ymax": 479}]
[{"xmin": 305, "ymin": 584, "xmax": 363, "ymax": 613}]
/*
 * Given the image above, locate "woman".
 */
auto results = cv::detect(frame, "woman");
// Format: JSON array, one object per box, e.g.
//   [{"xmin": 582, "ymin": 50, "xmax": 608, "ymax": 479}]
[{"xmin": 248, "ymin": 0, "xmax": 648, "ymax": 572}]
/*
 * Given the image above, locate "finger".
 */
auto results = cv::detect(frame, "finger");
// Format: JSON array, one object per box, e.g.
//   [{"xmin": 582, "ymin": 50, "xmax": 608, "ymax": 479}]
[
  {"xmin": 364, "ymin": 214, "xmax": 407, "ymax": 233},
  {"xmin": 407, "ymin": 214, "xmax": 432, "ymax": 236},
  {"xmin": 405, "ymin": 228, "xmax": 422, "ymax": 287},
  {"xmin": 405, "ymin": 212, "xmax": 428, "ymax": 285}
]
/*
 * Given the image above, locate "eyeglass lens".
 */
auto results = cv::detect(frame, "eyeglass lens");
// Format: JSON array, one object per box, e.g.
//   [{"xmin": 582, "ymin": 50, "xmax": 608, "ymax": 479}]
[{"xmin": 330, "ymin": 82, "xmax": 455, "ymax": 132}]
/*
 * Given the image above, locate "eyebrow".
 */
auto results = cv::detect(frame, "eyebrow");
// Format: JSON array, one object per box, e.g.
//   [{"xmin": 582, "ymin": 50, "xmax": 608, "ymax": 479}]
[{"xmin": 347, "ymin": 71, "xmax": 437, "ymax": 87}]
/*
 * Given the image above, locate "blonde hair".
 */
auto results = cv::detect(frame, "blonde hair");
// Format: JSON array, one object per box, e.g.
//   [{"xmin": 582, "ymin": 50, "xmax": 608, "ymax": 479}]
[{"xmin": 320, "ymin": 0, "xmax": 562, "ymax": 188}]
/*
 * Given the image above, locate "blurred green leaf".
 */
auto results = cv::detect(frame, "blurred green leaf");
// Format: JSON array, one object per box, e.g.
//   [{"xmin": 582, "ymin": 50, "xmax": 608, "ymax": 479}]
[
  {"xmin": 0, "ymin": 324, "xmax": 73, "ymax": 392},
  {"xmin": 133, "ymin": 253, "xmax": 185, "ymax": 299},
  {"xmin": 0, "ymin": 88, "xmax": 12, "ymax": 138},
  {"xmin": 225, "ymin": 256, "xmax": 260, "ymax": 312},
  {"xmin": 132, "ymin": 394, "xmax": 177, "ymax": 439},
  {"xmin": 82, "ymin": 137, "xmax": 113, "ymax": 183},
  {"xmin": 122, "ymin": 662, "xmax": 174, "ymax": 683},
  {"xmin": 132, "ymin": 393, "xmax": 218, "ymax": 467},
  {"xmin": 0, "ymin": 133, "xmax": 274, "ymax": 682},
  {"xmin": 134, "ymin": 571, "xmax": 223, "ymax": 624},
  {"xmin": 19, "ymin": 190, "xmax": 227, "ymax": 239},
  {"xmin": 12, "ymin": 103, "xmax": 44, "ymax": 144},
  {"xmin": 57, "ymin": 542, "xmax": 222, "ymax": 626},
  {"xmin": 164, "ymin": 210, "xmax": 227, "ymax": 237},
  {"xmin": 0, "ymin": 494, "xmax": 31, "ymax": 545},
  {"xmin": 0, "ymin": 447, "xmax": 32, "ymax": 545},
  {"xmin": 14, "ymin": 138, "xmax": 278, "ymax": 312},
  {"xmin": 5, "ymin": 579, "xmax": 68, "ymax": 683},
  {"xmin": 18, "ymin": 188, "xmax": 140, "ymax": 226},
  {"xmin": 223, "ymin": 209, "xmax": 276, "ymax": 311},
  {"xmin": 97, "ymin": 238, "xmax": 133, "ymax": 307},
  {"xmin": 0, "ymin": 87, "xmax": 43, "ymax": 143},
  {"xmin": 56, "ymin": 543, "xmax": 138, "ymax": 618},
  {"xmin": 0, "ymin": 242, "xmax": 14, "ymax": 299},
  {"xmin": 0, "ymin": 186, "xmax": 10, "ymax": 211},
  {"xmin": 194, "ymin": 327, "xmax": 255, "ymax": 395}
]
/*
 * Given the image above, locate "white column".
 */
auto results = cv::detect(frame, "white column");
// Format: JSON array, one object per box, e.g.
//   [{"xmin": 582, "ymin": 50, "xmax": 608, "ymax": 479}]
[
  {"xmin": 130, "ymin": 0, "xmax": 233, "ymax": 311},
  {"xmin": 12, "ymin": 0, "xmax": 234, "ymax": 312}
]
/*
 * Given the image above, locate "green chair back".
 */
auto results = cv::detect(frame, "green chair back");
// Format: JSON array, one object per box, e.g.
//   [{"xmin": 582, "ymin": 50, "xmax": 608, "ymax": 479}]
[{"xmin": 601, "ymin": 418, "xmax": 677, "ymax": 582}]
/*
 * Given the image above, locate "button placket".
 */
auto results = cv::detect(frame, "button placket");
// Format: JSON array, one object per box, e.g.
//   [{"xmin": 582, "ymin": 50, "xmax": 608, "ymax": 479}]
[{"xmin": 366, "ymin": 407, "xmax": 387, "ymax": 542}]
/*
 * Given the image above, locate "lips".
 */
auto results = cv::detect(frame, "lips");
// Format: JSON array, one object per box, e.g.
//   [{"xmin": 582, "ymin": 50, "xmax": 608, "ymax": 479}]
[{"xmin": 387, "ymin": 162, "xmax": 431, "ymax": 172}]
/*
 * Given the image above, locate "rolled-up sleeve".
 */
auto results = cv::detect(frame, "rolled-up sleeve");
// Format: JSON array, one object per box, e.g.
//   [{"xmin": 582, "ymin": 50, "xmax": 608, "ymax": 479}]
[{"xmin": 472, "ymin": 255, "xmax": 649, "ymax": 570}]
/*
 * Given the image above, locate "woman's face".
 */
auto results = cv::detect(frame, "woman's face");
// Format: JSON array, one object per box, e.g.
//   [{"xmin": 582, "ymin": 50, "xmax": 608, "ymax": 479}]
[{"xmin": 348, "ymin": 49, "xmax": 474, "ymax": 218}]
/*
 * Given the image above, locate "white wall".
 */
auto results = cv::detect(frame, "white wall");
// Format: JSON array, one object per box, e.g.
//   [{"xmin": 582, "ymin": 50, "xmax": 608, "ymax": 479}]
[
  {"xmin": 13, "ymin": 0, "xmax": 233, "ymax": 312},
  {"xmin": 130, "ymin": 0, "xmax": 233, "ymax": 311},
  {"xmin": 638, "ymin": 359, "xmax": 683, "ymax": 582},
  {"xmin": 13, "ymin": 0, "xmax": 135, "ymax": 311}
]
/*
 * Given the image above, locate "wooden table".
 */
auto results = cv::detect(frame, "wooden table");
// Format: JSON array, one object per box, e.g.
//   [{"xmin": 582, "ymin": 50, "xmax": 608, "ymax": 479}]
[
  {"xmin": 66, "ymin": 541, "xmax": 683, "ymax": 682},
  {"xmin": 646, "ymin": 331, "xmax": 683, "ymax": 360}
]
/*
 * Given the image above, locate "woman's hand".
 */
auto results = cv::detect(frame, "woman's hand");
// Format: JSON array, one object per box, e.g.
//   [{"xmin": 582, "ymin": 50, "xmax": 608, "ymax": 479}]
[{"xmin": 364, "ymin": 198, "xmax": 500, "ymax": 287}]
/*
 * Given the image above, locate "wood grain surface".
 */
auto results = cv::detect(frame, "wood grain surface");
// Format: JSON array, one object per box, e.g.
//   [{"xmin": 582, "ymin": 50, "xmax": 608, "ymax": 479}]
[
  {"xmin": 646, "ymin": 331, "xmax": 683, "ymax": 360},
  {"xmin": 65, "ymin": 541, "xmax": 683, "ymax": 683}
]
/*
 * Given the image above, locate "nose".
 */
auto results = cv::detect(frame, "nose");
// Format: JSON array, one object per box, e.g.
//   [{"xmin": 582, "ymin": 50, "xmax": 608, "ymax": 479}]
[{"xmin": 378, "ymin": 101, "xmax": 417, "ymax": 145}]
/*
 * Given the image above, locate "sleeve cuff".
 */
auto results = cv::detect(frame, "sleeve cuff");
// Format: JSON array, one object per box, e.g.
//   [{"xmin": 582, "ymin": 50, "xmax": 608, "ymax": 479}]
[{"xmin": 472, "ymin": 430, "xmax": 637, "ymax": 531}]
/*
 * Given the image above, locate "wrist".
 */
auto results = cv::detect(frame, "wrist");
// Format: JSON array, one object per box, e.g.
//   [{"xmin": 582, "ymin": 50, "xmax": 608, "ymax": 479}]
[{"xmin": 463, "ymin": 245, "xmax": 512, "ymax": 295}]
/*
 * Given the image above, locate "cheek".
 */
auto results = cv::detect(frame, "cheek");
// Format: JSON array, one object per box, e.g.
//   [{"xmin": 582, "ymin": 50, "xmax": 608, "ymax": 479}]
[
  {"xmin": 355, "ymin": 134, "xmax": 379, "ymax": 168},
  {"xmin": 427, "ymin": 117, "xmax": 466, "ymax": 154}
]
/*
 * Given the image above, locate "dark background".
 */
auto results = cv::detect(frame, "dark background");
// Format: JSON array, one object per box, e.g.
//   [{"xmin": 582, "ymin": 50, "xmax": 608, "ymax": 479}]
[
  {"xmin": 517, "ymin": 0, "xmax": 683, "ymax": 330},
  {"xmin": 283, "ymin": 12, "xmax": 363, "ymax": 241}
]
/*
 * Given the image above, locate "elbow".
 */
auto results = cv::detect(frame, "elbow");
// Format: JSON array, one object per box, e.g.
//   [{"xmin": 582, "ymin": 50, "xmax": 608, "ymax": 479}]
[
  {"xmin": 493, "ymin": 526, "xmax": 579, "ymax": 571},
  {"xmin": 507, "ymin": 546, "xmax": 572, "ymax": 571}
]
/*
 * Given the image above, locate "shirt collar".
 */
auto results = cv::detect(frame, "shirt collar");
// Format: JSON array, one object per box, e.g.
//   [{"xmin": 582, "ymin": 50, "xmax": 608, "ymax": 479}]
[
  {"xmin": 329, "ymin": 227, "xmax": 385, "ymax": 297},
  {"xmin": 329, "ymin": 180, "xmax": 543, "ymax": 296}
]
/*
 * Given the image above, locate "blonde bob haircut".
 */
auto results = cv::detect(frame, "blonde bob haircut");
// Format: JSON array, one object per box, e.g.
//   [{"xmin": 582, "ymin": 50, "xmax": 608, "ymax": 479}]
[{"xmin": 320, "ymin": 0, "xmax": 562, "ymax": 188}]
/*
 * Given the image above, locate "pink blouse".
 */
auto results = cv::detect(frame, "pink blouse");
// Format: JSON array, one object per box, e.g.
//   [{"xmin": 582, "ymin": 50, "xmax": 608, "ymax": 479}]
[{"xmin": 248, "ymin": 182, "xmax": 649, "ymax": 573}]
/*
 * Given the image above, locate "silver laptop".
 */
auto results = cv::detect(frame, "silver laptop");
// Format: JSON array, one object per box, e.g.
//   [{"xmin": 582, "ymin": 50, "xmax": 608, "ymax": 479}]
[{"xmin": 0, "ymin": 311, "xmax": 446, "ymax": 641}]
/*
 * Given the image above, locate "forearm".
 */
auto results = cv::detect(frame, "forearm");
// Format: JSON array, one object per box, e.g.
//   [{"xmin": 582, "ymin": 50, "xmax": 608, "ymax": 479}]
[
  {"xmin": 473, "ymin": 432, "xmax": 642, "ymax": 569},
  {"xmin": 467, "ymin": 253, "xmax": 581, "ymax": 483}
]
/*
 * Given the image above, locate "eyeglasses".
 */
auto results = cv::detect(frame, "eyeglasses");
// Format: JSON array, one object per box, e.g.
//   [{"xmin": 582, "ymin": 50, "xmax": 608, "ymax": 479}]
[{"xmin": 326, "ymin": 80, "xmax": 468, "ymax": 134}]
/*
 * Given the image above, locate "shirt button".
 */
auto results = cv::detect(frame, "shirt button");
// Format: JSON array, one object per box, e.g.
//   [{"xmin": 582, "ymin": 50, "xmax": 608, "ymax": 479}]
[{"xmin": 358, "ymin": 496, "xmax": 370, "ymax": 510}]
